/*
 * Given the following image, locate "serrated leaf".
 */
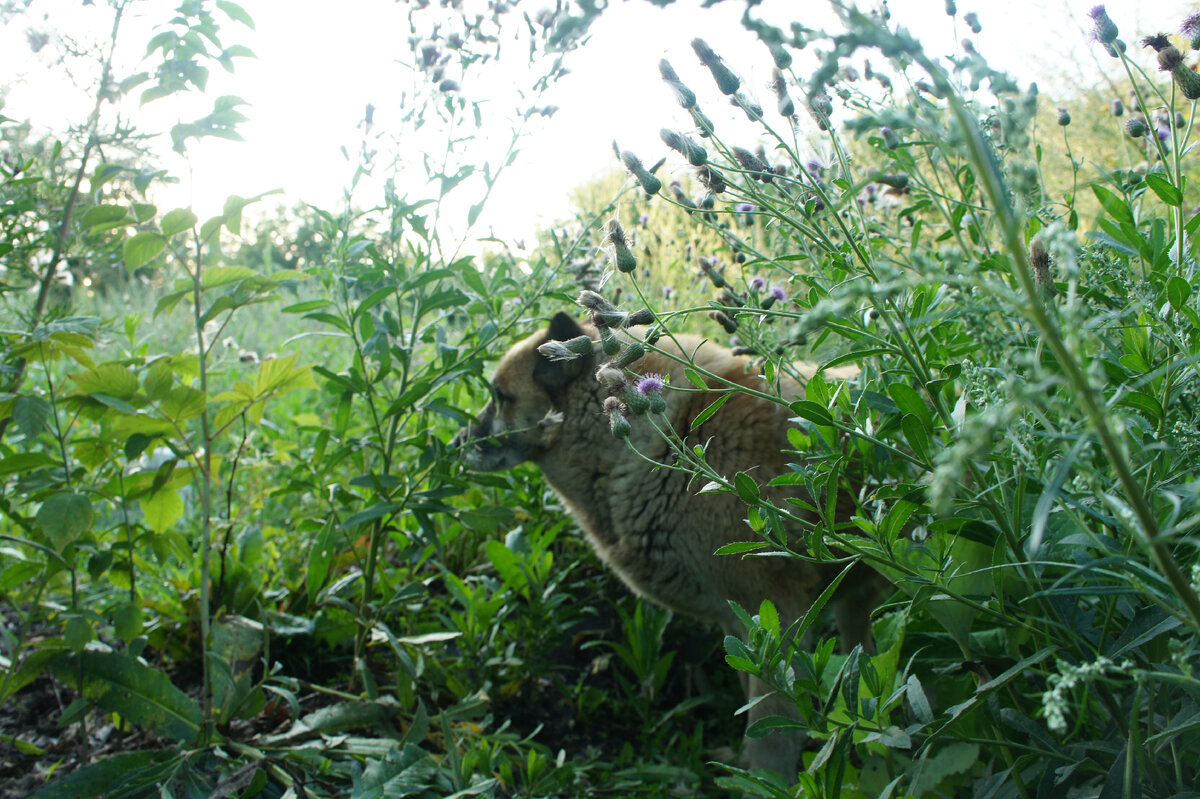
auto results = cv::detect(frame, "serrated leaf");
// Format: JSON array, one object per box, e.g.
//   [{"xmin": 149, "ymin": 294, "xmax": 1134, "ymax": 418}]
[
  {"xmin": 1144, "ymin": 173, "xmax": 1182, "ymax": 207},
  {"xmin": 201, "ymin": 266, "xmax": 255, "ymax": 289},
  {"xmin": 52, "ymin": 651, "xmax": 200, "ymax": 742},
  {"xmin": 733, "ymin": 471, "xmax": 760, "ymax": 503},
  {"xmin": 0, "ymin": 452, "xmax": 57, "ymax": 477},
  {"xmin": 37, "ymin": 492, "xmax": 93, "ymax": 551},
  {"xmin": 1167, "ymin": 275, "xmax": 1192, "ymax": 313},
  {"xmin": 13, "ymin": 395, "xmax": 51, "ymax": 437},
  {"xmin": 143, "ymin": 360, "xmax": 174, "ymax": 401},
  {"xmin": 81, "ymin": 204, "xmax": 129, "ymax": 234},
  {"xmin": 71, "ymin": 363, "xmax": 140, "ymax": 400},
  {"xmin": 123, "ymin": 232, "xmax": 166, "ymax": 270},
  {"xmin": 141, "ymin": 488, "xmax": 183, "ymax": 534},
  {"xmin": 27, "ymin": 750, "xmax": 179, "ymax": 799},
  {"xmin": 160, "ymin": 208, "xmax": 197, "ymax": 237}
]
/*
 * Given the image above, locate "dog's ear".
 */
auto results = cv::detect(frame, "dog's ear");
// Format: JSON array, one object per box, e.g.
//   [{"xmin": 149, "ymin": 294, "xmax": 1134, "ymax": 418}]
[
  {"xmin": 547, "ymin": 311, "xmax": 585, "ymax": 342},
  {"xmin": 534, "ymin": 312, "xmax": 589, "ymax": 390}
]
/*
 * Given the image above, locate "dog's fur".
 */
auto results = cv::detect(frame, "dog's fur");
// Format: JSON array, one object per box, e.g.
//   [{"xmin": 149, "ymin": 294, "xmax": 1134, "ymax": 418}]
[{"xmin": 455, "ymin": 312, "xmax": 884, "ymax": 775}]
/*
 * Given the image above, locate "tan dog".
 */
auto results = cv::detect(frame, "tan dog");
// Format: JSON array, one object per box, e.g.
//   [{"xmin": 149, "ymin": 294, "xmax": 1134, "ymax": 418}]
[{"xmin": 455, "ymin": 311, "xmax": 883, "ymax": 775}]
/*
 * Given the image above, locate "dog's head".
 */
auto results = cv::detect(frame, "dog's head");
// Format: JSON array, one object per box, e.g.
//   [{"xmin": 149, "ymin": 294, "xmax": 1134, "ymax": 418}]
[{"xmin": 454, "ymin": 312, "xmax": 593, "ymax": 471}]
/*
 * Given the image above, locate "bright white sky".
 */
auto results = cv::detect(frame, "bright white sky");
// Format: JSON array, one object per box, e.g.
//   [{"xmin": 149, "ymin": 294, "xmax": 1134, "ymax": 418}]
[{"xmin": 0, "ymin": 0, "xmax": 1189, "ymax": 249}]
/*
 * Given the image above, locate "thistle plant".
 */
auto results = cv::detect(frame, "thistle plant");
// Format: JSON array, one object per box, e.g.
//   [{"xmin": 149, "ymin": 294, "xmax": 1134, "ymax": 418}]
[{"xmin": 582, "ymin": 3, "xmax": 1200, "ymax": 794}]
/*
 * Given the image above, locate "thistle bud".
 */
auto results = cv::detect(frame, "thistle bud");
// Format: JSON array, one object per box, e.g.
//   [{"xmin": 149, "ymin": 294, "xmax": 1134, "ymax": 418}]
[
  {"xmin": 732, "ymin": 146, "xmax": 771, "ymax": 181},
  {"xmin": 771, "ymin": 69, "xmax": 795, "ymax": 117},
  {"xmin": 605, "ymin": 219, "xmax": 638, "ymax": 273},
  {"xmin": 1088, "ymin": 5, "xmax": 1118, "ymax": 45},
  {"xmin": 1056, "ymin": 107, "xmax": 1070, "ymax": 126},
  {"xmin": 875, "ymin": 173, "xmax": 910, "ymax": 189},
  {"xmin": 609, "ymin": 408, "xmax": 631, "ymax": 438},
  {"xmin": 690, "ymin": 105, "xmax": 715, "ymax": 137},
  {"xmin": 768, "ymin": 42, "xmax": 792, "ymax": 69},
  {"xmin": 964, "ymin": 12, "xmax": 981, "ymax": 33},
  {"xmin": 660, "ymin": 128, "xmax": 707, "ymax": 166},
  {"xmin": 578, "ymin": 289, "xmax": 617, "ymax": 315},
  {"xmin": 692, "ymin": 38, "xmax": 741, "ymax": 95},
  {"xmin": 659, "ymin": 59, "xmax": 698, "ymax": 109},
  {"xmin": 699, "ymin": 257, "xmax": 726, "ymax": 288},
  {"xmin": 733, "ymin": 92, "xmax": 764, "ymax": 121},
  {"xmin": 944, "ymin": 0, "xmax": 956, "ymax": 14},
  {"xmin": 599, "ymin": 326, "xmax": 621, "ymax": 356},
  {"xmin": 537, "ymin": 335, "xmax": 594, "ymax": 361},
  {"xmin": 881, "ymin": 126, "xmax": 900, "ymax": 149},
  {"xmin": 1111, "ymin": 98, "xmax": 1124, "ymax": 116},
  {"xmin": 709, "ymin": 310, "xmax": 738, "ymax": 334},
  {"xmin": 697, "ymin": 166, "xmax": 727, "ymax": 194},
  {"xmin": 623, "ymin": 385, "xmax": 651, "ymax": 415},
  {"xmin": 807, "ymin": 88, "xmax": 833, "ymax": 130},
  {"xmin": 1029, "ymin": 240, "xmax": 1055, "ymax": 297},
  {"xmin": 614, "ymin": 340, "xmax": 646, "ymax": 368},
  {"xmin": 620, "ymin": 150, "xmax": 662, "ymax": 196},
  {"xmin": 625, "ymin": 308, "xmax": 656, "ymax": 328},
  {"xmin": 1125, "ymin": 117, "xmax": 1147, "ymax": 138}
]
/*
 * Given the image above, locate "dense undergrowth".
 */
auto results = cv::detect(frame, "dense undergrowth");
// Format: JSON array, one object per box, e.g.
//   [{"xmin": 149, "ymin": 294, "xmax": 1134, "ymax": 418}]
[{"xmin": 2, "ymin": 0, "xmax": 1200, "ymax": 797}]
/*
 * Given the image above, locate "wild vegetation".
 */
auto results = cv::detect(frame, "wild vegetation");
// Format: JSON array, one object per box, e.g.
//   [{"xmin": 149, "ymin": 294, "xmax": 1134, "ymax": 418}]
[{"xmin": 2, "ymin": 0, "xmax": 1199, "ymax": 797}]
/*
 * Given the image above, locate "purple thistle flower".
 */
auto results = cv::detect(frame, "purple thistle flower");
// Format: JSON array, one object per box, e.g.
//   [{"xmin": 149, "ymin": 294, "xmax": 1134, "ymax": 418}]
[
  {"xmin": 749, "ymin": 276, "xmax": 767, "ymax": 292},
  {"xmin": 1183, "ymin": 11, "xmax": 1200, "ymax": 47},
  {"xmin": 735, "ymin": 202, "xmax": 755, "ymax": 213},
  {"xmin": 639, "ymin": 213, "xmax": 650, "ymax": 226},
  {"xmin": 805, "ymin": 158, "xmax": 823, "ymax": 176},
  {"xmin": 1158, "ymin": 125, "xmax": 1171, "ymax": 143},
  {"xmin": 635, "ymin": 374, "xmax": 666, "ymax": 396},
  {"xmin": 1088, "ymin": 5, "xmax": 1118, "ymax": 44},
  {"xmin": 768, "ymin": 285, "xmax": 787, "ymax": 303}
]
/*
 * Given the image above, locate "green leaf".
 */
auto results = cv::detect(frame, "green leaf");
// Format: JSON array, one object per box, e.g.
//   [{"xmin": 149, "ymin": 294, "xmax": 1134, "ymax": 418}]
[
  {"xmin": 352, "ymin": 744, "xmax": 438, "ymax": 799},
  {"xmin": 160, "ymin": 208, "xmax": 197, "ymax": 237},
  {"xmin": 64, "ymin": 617, "xmax": 93, "ymax": 651},
  {"xmin": 1167, "ymin": 275, "xmax": 1192, "ymax": 312},
  {"xmin": 13, "ymin": 395, "xmax": 51, "ymax": 437},
  {"xmin": 0, "ymin": 452, "xmax": 57, "ymax": 477},
  {"xmin": 733, "ymin": 471, "xmax": 760, "ymax": 503},
  {"xmin": 683, "ymin": 368, "xmax": 709, "ymax": 390},
  {"xmin": 1144, "ymin": 173, "xmax": 1182, "ymax": 207},
  {"xmin": 1092, "ymin": 185, "xmax": 1134, "ymax": 225},
  {"xmin": 51, "ymin": 651, "xmax": 201, "ymax": 742},
  {"xmin": 713, "ymin": 541, "xmax": 768, "ymax": 556},
  {"xmin": 691, "ymin": 392, "xmax": 731, "ymax": 428},
  {"xmin": 123, "ymin": 232, "xmax": 166, "ymax": 270},
  {"xmin": 905, "ymin": 674, "xmax": 933, "ymax": 724},
  {"xmin": 789, "ymin": 400, "xmax": 834, "ymax": 426},
  {"xmin": 72, "ymin": 363, "xmax": 140, "ymax": 400},
  {"xmin": 141, "ymin": 488, "xmax": 183, "ymax": 534},
  {"xmin": 757, "ymin": 599, "xmax": 779, "ymax": 637},
  {"xmin": 112, "ymin": 603, "xmax": 143, "ymax": 644},
  {"xmin": 81, "ymin": 204, "xmax": 130, "ymax": 234},
  {"xmin": 37, "ymin": 492, "xmax": 94, "ymax": 551},
  {"xmin": 201, "ymin": 265, "xmax": 255, "ymax": 289},
  {"xmin": 28, "ymin": 750, "xmax": 180, "ymax": 799}
]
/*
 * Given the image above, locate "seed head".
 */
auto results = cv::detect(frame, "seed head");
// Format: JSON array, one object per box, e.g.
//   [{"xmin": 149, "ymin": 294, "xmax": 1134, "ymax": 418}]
[
  {"xmin": 1141, "ymin": 33, "xmax": 1170, "ymax": 52},
  {"xmin": 697, "ymin": 165, "xmax": 727, "ymax": 194},
  {"xmin": 1158, "ymin": 47, "xmax": 1200, "ymax": 100},
  {"xmin": 749, "ymin": 276, "xmax": 767, "ymax": 292},
  {"xmin": 608, "ymin": 408, "xmax": 631, "ymax": 438},
  {"xmin": 660, "ymin": 128, "xmax": 707, "ymax": 166},
  {"xmin": 659, "ymin": 59, "xmax": 698, "ymax": 109},
  {"xmin": 689, "ymin": 104, "xmax": 716, "ymax": 137},
  {"xmin": 670, "ymin": 181, "xmax": 696, "ymax": 211},
  {"xmin": 964, "ymin": 12, "xmax": 981, "ymax": 33},
  {"xmin": 807, "ymin": 88, "xmax": 834, "ymax": 130},
  {"xmin": 537, "ymin": 335, "xmax": 594, "ymax": 362},
  {"xmin": 944, "ymin": 0, "xmax": 956, "ymax": 14},
  {"xmin": 732, "ymin": 146, "xmax": 771, "ymax": 181},
  {"xmin": 692, "ymin": 38, "xmax": 741, "ymax": 95},
  {"xmin": 1056, "ymin": 107, "xmax": 1070, "ymax": 126},
  {"xmin": 1088, "ymin": 5, "xmax": 1118, "ymax": 45},
  {"xmin": 770, "ymin": 68, "xmax": 795, "ymax": 117},
  {"xmin": 605, "ymin": 219, "xmax": 638, "ymax": 273}
]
